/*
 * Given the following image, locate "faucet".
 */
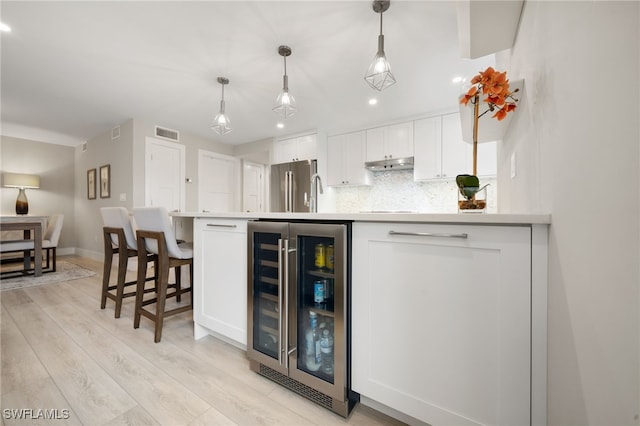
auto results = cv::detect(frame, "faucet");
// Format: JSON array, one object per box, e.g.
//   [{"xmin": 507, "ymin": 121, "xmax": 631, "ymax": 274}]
[{"xmin": 309, "ymin": 173, "xmax": 324, "ymax": 213}]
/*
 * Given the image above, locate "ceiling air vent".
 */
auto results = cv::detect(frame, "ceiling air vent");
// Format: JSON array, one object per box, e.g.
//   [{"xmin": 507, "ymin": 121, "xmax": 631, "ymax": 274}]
[
  {"xmin": 155, "ymin": 125, "xmax": 179, "ymax": 142},
  {"xmin": 111, "ymin": 125, "xmax": 120, "ymax": 140}
]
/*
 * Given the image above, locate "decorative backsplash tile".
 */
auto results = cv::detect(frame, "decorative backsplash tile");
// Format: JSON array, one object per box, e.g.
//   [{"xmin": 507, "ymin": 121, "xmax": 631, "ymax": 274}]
[{"xmin": 333, "ymin": 170, "xmax": 497, "ymax": 213}]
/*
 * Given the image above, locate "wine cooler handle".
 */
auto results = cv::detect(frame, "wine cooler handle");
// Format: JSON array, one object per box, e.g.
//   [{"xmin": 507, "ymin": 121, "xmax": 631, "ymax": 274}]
[
  {"xmin": 283, "ymin": 238, "xmax": 289, "ymax": 369},
  {"xmin": 388, "ymin": 230, "xmax": 469, "ymax": 239},
  {"xmin": 285, "ymin": 244, "xmax": 297, "ymax": 368},
  {"xmin": 277, "ymin": 238, "xmax": 284, "ymax": 366}
]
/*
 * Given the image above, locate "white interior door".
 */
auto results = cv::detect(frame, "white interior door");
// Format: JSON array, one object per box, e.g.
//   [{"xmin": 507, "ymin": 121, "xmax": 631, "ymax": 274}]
[
  {"xmin": 198, "ymin": 150, "xmax": 241, "ymax": 213},
  {"xmin": 145, "ymin": 137, "xmax": 185, "ymax": 211},
  {"xmin": 242, "ymin": 161, "xmax": 264, "ymax": 212}
]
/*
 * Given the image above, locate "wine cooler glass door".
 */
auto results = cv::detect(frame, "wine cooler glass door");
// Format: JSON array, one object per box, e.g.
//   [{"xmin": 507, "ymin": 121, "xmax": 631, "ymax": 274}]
[
  {"xmin": 248, "ymin": 222, "xmax": 289, "ymax": 374},
  {"xmin": 290, "ymin": 223, "xmax": 346, "ymax": 399}
]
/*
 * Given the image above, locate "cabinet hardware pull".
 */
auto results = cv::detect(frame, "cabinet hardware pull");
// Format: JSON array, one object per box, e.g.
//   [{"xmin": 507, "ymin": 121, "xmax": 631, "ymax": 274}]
[
  {"xmin": 206, "ymin": 224, "xmax": 237, "ymax": 228},
  {"xmin": 388, "ymin": 230, "xmax": 468, "ymax": 239}
]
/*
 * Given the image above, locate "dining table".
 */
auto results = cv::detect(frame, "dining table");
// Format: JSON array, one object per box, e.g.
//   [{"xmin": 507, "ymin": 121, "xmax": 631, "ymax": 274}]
[{"xmin": 0, "ymin": 216, "xmax": 47, "ymax": 277}]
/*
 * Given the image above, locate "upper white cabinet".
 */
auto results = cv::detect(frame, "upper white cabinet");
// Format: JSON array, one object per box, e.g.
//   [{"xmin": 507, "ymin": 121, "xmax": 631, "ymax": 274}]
[
  {"xmin": 366, "ymin": 122, "xmax": 414, "ymax": 162},
  {"xmin": 273, "ymin": 133, "xmax": 317, "ymax": 164},
  {"xmin": 414, "ymin": 112, "xmax": 496, "ymax": 181},
  {"xmin": 327, "ymin": 131, "xmax": 372, "ymax": 187}
]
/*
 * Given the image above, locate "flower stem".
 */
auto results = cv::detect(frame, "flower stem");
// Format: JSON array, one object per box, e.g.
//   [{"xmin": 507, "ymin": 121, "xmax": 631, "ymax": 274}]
[{"xmin": 473, "ymin": 94, "xmax": 479, "ymax": 176}]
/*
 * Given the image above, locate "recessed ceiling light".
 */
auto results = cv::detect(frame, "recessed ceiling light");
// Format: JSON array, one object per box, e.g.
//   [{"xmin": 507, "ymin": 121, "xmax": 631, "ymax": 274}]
[
  {"xmin": 0, "ymin": 22, "xmax": 11, "ymax": 32},
  {"xmin": 452, "ymin": 76, "xmax": 464, "ymax": 84},
  {"xmin": 276, "ymin": 123, "xmax": 284, "ymax": 129},
  {"xmin": 368, "ymin": 98, "xmax": 378, "ymax": 105}
]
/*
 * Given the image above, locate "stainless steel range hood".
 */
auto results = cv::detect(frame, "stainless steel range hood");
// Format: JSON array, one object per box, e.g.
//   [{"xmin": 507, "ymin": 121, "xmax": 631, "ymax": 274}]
[{"xmin": 364, "ymin": 156, "xmax": 414, "ymax": 171}]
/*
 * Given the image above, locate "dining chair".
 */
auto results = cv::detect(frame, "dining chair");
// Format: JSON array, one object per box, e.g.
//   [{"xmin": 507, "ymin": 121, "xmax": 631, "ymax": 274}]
[
  {"xmin": 100, "ymin": 207, "xmax": 157, "ymax": 318},
  {"xmin": 42, "ymin": 214, "xmax": 64, "ymax": 272},
  {"xmin": 132, "ymin": 206, "xmax": 193, "ymax": 343}
]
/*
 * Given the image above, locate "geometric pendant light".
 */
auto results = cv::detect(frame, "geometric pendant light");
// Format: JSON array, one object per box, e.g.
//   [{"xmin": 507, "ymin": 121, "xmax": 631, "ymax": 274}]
[
  {"xmin": 211, "ymin": 77, "xmax": 232, "ymax": 135},
  {"xmin": 364, "ymin": 0, "xmax": 396, "ymax": 91},
  {"xmin": 272, "ymin": 45, "xmax": 297, "ymax": 118}
]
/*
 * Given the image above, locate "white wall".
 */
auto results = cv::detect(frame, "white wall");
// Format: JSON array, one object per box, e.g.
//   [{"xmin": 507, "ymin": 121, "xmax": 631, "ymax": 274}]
[{"xmin": 497, "ymin": 1, "xmax": 640, "ymax": 424}]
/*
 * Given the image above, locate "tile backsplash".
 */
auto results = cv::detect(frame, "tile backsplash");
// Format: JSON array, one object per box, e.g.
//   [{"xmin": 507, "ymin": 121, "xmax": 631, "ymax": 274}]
[{"xmin": 333, "ymin": 170, "xmax": 497, "ymax": 213}]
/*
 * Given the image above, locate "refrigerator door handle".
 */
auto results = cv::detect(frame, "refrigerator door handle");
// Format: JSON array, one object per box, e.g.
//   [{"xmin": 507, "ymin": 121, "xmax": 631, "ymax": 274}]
[
  {"xmin": 284, "ymin": 172, "xmax": 289, "ymax": 213},
  {"xmin": 277, "ymin": 238, "xmax": 284, "ymax": 366},
  {"xmin": 285, "ymin": 171, "xmax": 293, "ymax": 213}
]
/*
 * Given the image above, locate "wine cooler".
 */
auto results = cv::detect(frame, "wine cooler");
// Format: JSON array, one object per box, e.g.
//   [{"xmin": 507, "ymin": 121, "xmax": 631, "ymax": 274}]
[{"xmin": 247, "ymin": 220, "xmax": 359, "ymax": 417}]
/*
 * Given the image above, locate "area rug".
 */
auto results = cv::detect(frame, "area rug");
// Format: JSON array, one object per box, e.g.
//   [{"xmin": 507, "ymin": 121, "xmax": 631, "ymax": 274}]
[{"xmin": 0, "ymin": 261, "xmax": 97, "ymax": 291}]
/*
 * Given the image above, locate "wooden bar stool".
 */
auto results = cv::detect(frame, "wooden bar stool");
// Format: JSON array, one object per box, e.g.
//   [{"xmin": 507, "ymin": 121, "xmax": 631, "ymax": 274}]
[
  {"xmin": 132, "ymin": 207, "xmax": 193, "ymax": 343},
  {"xmin": 100, "ymin": 207, "xmax": 157, "ymax": 318}
]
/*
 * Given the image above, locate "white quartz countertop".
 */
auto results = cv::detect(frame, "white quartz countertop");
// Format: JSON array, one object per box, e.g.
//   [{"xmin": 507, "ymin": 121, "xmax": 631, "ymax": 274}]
[{"xmin": 172, "ymin": 211, "xmax": 551, "ymax": 225}]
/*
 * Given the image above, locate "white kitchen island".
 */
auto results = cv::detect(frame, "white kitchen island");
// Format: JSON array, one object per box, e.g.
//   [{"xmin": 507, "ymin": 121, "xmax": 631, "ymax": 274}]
[{"xmin": 175, "ymin": 211, "xmax": 550, "ymax": 426}]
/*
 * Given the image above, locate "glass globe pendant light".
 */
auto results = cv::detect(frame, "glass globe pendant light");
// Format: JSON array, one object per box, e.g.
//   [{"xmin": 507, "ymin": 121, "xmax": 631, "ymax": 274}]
[
  {"xmin": 211, "ymin": 77, "xmax": 232, "ymax": 135},
  {"xmin": 273, "ymin": 45, "xmax": 297, "ymax": 118},
  {"xmin": 364, "ymin": 0, "xmax": 396, "ymax": 91}
]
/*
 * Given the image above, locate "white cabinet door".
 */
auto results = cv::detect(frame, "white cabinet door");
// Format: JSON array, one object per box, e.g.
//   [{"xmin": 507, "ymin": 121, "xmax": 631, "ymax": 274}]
[
  {"xmin": 365, "ymin": 127, "xmax": 386, "ymax": 163},
  {"xmin": 352, "ymin": 222, "xmax": 532, "ymax": 426},
  {"xmin": 441, "ymin": 112, "xmax": 471, "ymax": 179},
  {"xmin": 413, "ymin": 116, "xmax": 442, "ymax": 180},
  {"xmin": 273, "ymin": 138, "xmax": 299, "ymax": 164},
  {"xmin": 193, "ymin": 218, "xmax": 248, "ymax": 347},
  {"xmin": 388, "ymin": 121, "xmax": 414, "ymax": 159},
  {"xmin": 415, "ymin": 113, "xmax": 496, "ymax": 181},
  {"xmin": 327, "ymin": 131, "xmax": 371, "ymax": 187},
  {"xmin": 327, "ymin": 135, "xmax": 345, "ymax": 187},
  {"xmin": 366, "ymin": 122, "xmax": 414, "ymax": 162},
  {"xmin": 296, "ymin": 134, "xmax": 317, "ymax": 161},
  {"xmin": 273, "ymin": 134, "xmax": 317, "ymax": 164}
]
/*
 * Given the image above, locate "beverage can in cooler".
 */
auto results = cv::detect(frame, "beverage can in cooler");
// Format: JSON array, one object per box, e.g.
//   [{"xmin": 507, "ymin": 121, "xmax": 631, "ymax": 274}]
[
  {"xmin": 314, "ymin": 244, "xmax": 326, "ymax": 269},
  {"xmin": 314, "ymin": 280, "xmax": 325, "ymax": 304},
  {"xmin": 326, "ymin": 244, "xmax": 334, "ymax": 271}
]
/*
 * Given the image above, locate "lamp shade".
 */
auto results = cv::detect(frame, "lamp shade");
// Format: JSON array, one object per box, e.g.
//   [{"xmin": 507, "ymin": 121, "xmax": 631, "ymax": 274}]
[{"xmin": 3, "ymin": 173, "xmax": 40, "ymax": 189}]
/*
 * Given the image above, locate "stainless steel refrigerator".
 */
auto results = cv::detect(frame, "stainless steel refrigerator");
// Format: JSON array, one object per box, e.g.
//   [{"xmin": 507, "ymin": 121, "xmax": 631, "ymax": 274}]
[
  {"xmin": 247, "ymin": 220, "xmax": 359, "ymax": 417},
  {"xmin": 270, "ymin": 160, "xmax": 319, "ymax": 213}
]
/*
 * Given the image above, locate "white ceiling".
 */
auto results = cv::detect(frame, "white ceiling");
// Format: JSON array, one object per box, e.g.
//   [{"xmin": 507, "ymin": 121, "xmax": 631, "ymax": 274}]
[{"xmin": 0, "ymin": 1, "xmax": 494, "ymax": 147}]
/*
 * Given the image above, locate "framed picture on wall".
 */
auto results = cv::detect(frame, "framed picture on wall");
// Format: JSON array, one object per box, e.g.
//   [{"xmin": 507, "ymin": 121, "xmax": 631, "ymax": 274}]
[
  {"xmin": 87, "ymin": 168, "xmax": 96, "ymax": 200},
  {"xmin": 99, "ymin": 164, "xmax": 110, "ymax": 198}
]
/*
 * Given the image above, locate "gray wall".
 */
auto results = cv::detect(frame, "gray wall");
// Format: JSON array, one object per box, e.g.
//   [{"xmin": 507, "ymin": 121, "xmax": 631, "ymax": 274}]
[
  {"xmin": 496, "ymin": 2, "xmax": 639, "ymax": 424},
  {"xmin": 74, "ymin": 119, "xmax": 135, "ymax": 257},
  {"xmin": 1, "ymin": 135, "xmax": 75, "ymax": 251}
]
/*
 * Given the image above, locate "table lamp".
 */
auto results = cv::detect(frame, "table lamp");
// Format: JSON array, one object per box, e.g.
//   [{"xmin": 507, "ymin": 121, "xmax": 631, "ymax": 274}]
[{"xmin": 2, "ymin": 173, "xmax": 40, "ymax": 215}]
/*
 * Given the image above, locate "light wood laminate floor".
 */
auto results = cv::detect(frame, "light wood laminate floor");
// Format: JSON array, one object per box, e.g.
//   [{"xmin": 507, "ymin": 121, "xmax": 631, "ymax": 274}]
[{"xmin": 1, "ymin": 256, "xmax": 404, "ymax": 426}]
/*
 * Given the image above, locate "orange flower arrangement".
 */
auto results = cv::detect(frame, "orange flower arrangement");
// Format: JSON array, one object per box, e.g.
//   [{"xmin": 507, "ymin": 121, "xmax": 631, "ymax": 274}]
[
  {"xmin": 460, "ymin": 66, "xmax": 519, "ymax": 122},
  {"xmin": 459, "ymin": 66, "xmax": 519, "ymax": 177}
]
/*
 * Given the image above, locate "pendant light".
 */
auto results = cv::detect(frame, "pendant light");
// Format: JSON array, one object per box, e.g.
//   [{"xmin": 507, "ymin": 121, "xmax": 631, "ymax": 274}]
[
  {"xmin": 211, "ymin": 77, "xmax": 232, "ymax": 135},
  {"xmin": 273, "ymin": 45, "xmax": 296, "ymax": 118},
  {"xmin": 364, "ymin": 0, "xmax": 396, "ymax": 91}
]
